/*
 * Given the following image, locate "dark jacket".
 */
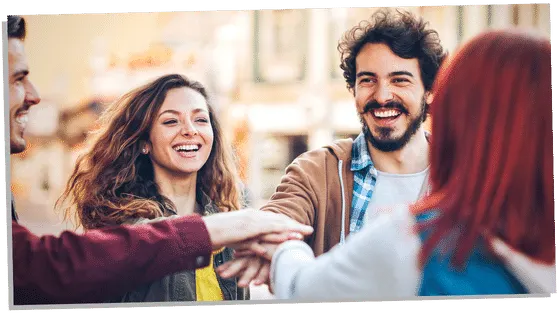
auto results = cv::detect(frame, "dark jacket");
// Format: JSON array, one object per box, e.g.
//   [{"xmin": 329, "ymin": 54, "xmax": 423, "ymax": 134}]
[{"xmin": 106, "ymin": 191, "xmax": 250, "ymax": 302}]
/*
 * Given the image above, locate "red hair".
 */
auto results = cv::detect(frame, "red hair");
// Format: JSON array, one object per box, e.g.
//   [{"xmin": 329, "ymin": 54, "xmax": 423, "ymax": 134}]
[{"xmin": 411, "ymin": 29, "xmax": 554, "ymax": 267}]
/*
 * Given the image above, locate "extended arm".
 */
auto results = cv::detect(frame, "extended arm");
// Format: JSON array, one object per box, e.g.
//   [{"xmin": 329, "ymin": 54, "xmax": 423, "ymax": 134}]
[
  {"xmin": 12, "ymin": 215, "xmax": 211, "ymax": 305},
  {"xmin": 270, "ymin": 205, "xmax": 421, "ymax": 301}
]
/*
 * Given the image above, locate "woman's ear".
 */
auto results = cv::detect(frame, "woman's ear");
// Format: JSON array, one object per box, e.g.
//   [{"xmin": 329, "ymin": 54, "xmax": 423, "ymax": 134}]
[{"xmin": 141, "ymin": 141, "xmax": 151, "ymax": 155}]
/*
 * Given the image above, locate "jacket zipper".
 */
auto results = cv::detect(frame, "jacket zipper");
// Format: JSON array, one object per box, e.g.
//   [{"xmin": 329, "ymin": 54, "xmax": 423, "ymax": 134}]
[
  {"xmin": 338, "ymin": 160, "xmax": 346, "ymax": 245},
  {"xmin": 214, "ymin": 251, "xmax": 235, "ymax": 300}
]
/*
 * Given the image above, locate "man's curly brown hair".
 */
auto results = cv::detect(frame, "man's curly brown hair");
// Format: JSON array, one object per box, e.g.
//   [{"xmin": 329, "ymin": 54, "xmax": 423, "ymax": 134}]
[{"xmin": 338, "ymin": 8, "xmax": 447, "ymax": 95}]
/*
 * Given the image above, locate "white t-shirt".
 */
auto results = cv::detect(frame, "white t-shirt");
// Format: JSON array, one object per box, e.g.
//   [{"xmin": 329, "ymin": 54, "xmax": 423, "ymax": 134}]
[{"xmin": 364, "ymin": 167, "xmax": 429, "ymax": 226}]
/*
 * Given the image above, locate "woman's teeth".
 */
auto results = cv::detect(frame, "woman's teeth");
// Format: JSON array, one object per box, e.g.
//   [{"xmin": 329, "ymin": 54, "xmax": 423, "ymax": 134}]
[{"xmin": 174, "ymin": 144, "xmax": 199, "ymax": 152}]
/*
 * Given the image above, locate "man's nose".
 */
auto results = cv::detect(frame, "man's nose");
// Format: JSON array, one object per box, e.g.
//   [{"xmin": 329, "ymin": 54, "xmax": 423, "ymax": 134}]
[
  {"xmin": 372, "ymin": 83, "xmax": 394, "ymax": 104},
  {"xmin": 25, "ymin": 80, "xmax": 41, "ymax": 106}
]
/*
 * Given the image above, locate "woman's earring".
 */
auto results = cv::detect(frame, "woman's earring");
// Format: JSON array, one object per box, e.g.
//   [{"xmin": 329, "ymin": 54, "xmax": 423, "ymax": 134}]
[{"xmin": 142, "ymin": 147, "xmax": 149, "ymax": 154}]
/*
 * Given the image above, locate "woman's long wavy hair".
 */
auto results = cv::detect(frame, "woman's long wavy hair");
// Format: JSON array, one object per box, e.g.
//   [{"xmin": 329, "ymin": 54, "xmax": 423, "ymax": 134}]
[
  {"xmin": 410, "ymin": 29, "xmax": 554, "ymax": 267},
  {"xmin": 57, "ymin": 74, "xmax": 241, "ymax": 230}
]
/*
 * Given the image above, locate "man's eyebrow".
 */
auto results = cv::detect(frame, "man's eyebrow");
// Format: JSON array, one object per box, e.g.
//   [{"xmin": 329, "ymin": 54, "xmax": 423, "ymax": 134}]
[
  {"xmin": 389, "ymin": 71, "xmax": 414, "ymax": 77},
  {"xmin": 356, "ymin": 71, "xmax": 415, "ymax": 78},
  {"xmin": 357, "ymin": 71, "xmax": 377, "ymax": 78}
]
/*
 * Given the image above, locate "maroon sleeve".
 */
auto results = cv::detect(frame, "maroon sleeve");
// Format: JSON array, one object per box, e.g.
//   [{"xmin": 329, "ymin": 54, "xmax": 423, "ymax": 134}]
[{"xmin": 11, "ymin": 215, "xmax": 212, "ymax": 305}]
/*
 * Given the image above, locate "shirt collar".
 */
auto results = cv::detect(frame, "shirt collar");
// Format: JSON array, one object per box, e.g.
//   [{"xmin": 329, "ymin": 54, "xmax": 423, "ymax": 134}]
[
  {"xmin": 350, "ymin": 130, "xmax": 432, "ymax": 173},
  {"xmin": 163, "ymin": 189, "xmax": 218, "ymax": 217},
  {"xmin": 351, "ymin": 132, "xmax": 374, "ymax": 172}
]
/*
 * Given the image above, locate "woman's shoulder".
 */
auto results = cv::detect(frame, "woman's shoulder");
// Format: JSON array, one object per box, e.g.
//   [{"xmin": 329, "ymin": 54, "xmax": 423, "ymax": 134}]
[{"xmin": 421, "ymin": 247, "xmax": 528, "ymax": 295}]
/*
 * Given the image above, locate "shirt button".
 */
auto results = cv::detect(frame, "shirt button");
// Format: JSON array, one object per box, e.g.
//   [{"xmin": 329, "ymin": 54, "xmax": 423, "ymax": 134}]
[{"xmin": 196, "ymin": 256, "xmax": 205, "ymax": 267}]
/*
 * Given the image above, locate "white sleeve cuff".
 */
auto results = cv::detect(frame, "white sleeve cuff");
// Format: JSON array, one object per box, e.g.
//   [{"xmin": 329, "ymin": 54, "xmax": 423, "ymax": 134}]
[{"xmin": 270, "ymin": 240, "xmax": 315, "ymax": 299}]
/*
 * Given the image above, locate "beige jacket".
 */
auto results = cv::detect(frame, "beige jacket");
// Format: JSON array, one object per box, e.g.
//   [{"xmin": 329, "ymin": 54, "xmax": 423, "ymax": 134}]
[{"xmin": 261, "ymin": 136, "xmax": 431, "ymax": 256}]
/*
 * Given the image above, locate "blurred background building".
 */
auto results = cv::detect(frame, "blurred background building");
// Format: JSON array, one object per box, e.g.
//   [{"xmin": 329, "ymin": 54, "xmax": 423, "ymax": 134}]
[{"xmin": 10, "ymin": 4, "xmax": 550, "ymax": 237}]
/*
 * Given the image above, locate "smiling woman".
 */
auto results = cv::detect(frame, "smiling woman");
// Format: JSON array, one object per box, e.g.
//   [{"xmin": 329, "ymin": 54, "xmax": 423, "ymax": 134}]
[
  {"xmin": 147, "ymin": 87, "xmax": 215, "ymax": 200},
  {"xmin": 55, "ymin": 73, "xmax": 249, "ymax": 302}
]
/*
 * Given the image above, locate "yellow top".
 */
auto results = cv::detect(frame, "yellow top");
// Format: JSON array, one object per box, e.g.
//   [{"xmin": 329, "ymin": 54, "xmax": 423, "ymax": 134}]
[{"xmin": 195, "ymin": 247, "xmax": 225, "ymax": 301}]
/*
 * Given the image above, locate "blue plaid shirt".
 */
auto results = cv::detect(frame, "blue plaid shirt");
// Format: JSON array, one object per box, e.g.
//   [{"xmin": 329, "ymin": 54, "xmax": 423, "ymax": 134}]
[
  {"xmin": 349, "ymin": 131, "xmax": 432, "ymax": 235},
  {"xmin": 349, "ymin": 132, "xmax": 378, "ymax": 234}
]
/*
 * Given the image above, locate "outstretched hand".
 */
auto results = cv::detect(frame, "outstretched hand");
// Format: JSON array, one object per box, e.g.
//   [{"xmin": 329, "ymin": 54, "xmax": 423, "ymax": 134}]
[
  {"xmin": 216, "ymin": 238, "xmax": 282, "ymax": 293},
  {"xmin": 231, "ymin": 242, "xmax": 278, "ymax": 261},
  {"xmin": 216, "ymin": 255, "xmax": 270, "ymax": 287},
  {"xmin": 227, "ymin": 233, "xmax": 288, "ymax": 260},
  {"xmin": 201, "ymin": 209, "xmax": 310, "ymax": 293},
  {"xmin": 202, "ymin": 209, "xmax": 313, "ymax": 250}
]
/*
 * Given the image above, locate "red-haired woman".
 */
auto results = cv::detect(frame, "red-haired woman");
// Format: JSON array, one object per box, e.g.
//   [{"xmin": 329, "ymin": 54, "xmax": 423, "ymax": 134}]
[{"xmin": 231, "ymin": 29, "xmax": 555, "ymax": 299}]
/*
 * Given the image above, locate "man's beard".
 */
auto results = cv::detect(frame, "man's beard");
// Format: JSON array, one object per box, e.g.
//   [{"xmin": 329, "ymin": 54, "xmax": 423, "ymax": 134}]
[{"xmin": 359, "ymin": 97, "xmax": 427, "ymax": 152}]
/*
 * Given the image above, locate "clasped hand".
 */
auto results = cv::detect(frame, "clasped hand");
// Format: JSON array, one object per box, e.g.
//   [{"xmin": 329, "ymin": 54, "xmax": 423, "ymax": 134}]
[
  {"xmin": 216, "ymin": 232, "xmax": 288, "ymax": 291},
  {"xmin": 201, "ymin": 209, "xmax": 311, "ymax": 291}
]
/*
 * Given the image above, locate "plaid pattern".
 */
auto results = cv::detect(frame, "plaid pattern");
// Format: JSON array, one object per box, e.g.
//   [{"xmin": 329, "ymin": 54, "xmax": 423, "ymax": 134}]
[{"xmin": 349, "ymin": 133, "xmax": 378, "ymax": 234}]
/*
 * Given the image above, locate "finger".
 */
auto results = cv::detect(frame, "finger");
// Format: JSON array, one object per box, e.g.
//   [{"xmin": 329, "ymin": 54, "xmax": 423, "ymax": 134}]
[
  {"xmin": 233, "ymin": 245, "xmax": 275, "ymax": 260},
  {"xmin": 235, "ymin": 246, "xmax": 274, "ymax": 261},
  {"xmin": 227, "ymin": 238, "xmax": 260, "ymax": 251},
  {"xmin": 215, "ymin": 260, "xmax": 234, "ymax": 274},
  {"xmin": 260, "ymin": 232, "xmax": 304, "ymax": 243},
  {"xmin": 252, "ymin": 260, "xmax": 270, "ymax": 286},
  {"xmin": 233, "ymin": 250, "xmax": 256, "ymax": 258},
  {"xmin": 237, "ymin": 258, "xmax": 262, "ymax": 288},
  {"xmin": 248, "ymin": 242, "xmax": 268, "ymax": 256},
  {"xmin": 287, "ymin": 219, "xmax": 313, "ymax": 235},
  {"xmin": 217, "ymin": 257, "xmax": 250, "ymax": 279},
  {"xmin": 217, "ymin": 258, "xmax": 246, "ymax": 277},
  {"xmin": 262, "ymin": 213, "xmax": 314, "ymax": 235},
  {"xmin": 232, "ymin": 241, "xmax": 267, "ymax": 255},
  {"xmin": 252, "ymin": 244, "xmax": 274, "ymax": 261},
  {"xmin": 279, "ymin": 220, "xmax": 314, "ymax": 235},
  {"xmin": 261, "ymin": 248, "xmax": 275, "ymax": 261}
]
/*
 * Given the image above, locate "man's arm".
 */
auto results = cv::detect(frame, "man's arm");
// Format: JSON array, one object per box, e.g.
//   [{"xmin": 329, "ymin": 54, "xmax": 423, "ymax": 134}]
[
  {"xmin": 260, "ymin": 151, "xmax": 326, "ymax": 227},
  {"xmin": 12, "ymin": 216, "xmax": 212, "ymax": 305},
  {"xmin": 11, "ymin": 209, "xmax": 314, "ymax": 305}
]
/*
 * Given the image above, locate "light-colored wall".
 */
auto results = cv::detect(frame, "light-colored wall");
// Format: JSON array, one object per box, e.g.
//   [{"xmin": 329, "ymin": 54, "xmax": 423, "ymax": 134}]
[
  {"xmin": 11, "ymin": 4, "xmax": 551, "ymax": 233},
  {"xmin": 23, "ymin": 13, "xmax": 163, "ymax": 109}
]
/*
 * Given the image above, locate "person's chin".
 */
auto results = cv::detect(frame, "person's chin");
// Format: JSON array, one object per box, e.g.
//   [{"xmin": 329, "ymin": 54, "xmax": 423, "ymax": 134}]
[
  {"xmin": 372, "ymin": 137, "xmax": 401, "ymax": 147},
  {"xmin": 174, "ymin": 165, "xmax": 203, "ymax": 175},
  {"xmin": 372, "ymin": 129, "xmax": 405, "ymax": 141}
]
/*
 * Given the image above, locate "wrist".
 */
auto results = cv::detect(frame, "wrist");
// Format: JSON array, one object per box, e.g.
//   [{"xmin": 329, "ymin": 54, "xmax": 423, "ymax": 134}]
[
  {"xmin": 202, "ymin": 216, "xmax": 224, "ymax": 250},
  {"xmin": 270, "ymin": 240, "xmax": 314, "ymax": 298}
]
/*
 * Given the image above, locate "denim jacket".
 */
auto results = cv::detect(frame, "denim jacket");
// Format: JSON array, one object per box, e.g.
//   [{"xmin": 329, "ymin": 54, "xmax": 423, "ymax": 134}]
[{"xmin": 106, "ymin": 191, "xmax": 250, "ymax": 303}]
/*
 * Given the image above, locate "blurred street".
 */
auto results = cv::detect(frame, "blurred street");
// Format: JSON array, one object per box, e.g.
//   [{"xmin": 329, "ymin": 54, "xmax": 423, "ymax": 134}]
[{"xmin": 8, "ymin": 5, "xmax": 551, "ymax": 301}]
